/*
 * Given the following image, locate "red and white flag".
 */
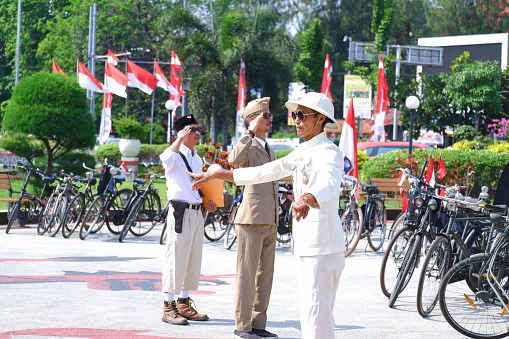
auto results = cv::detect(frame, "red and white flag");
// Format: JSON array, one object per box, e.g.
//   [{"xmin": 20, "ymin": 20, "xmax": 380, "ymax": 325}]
[
  {"xmin": 77, "ymin": 60, "xmax": 108, "ymax": 93},
  {"xmin": 400, "ymin": 186, "xmax": 409, "ymax": 213},
  {"xmin": 426, "ymin": 154, "xmax": 436, "ymax": 187},
  {"xmin": 52, "ymin": 60, "xmax": 68, "ymax": 78},
  {"xmin": 370, "ymin": 99, "xmax": 376, "ymax": 140},
  {"xmin": 397, "ymin": 170, "xmax": 407, "ymax": 186},
  {"xmin": 373, "ymin": 55, "xmax": 389, "ymax": 141},
  {"xmin": 437, "ymin": 155, "xmax": 447, "ymax": 181},
  {"xmin": 104, "ymin": 63, "xmax": 130, "ymax": 98},
  {"xmin": 127, "ymin": 60, "xmax": 158, "ymax": 95},
  {"xmin": 320, "ymin": 54, "xmax": 334, "ymax": 102},
  {"xmin": 235, "ymin": 58, "xmax": 247, "ymax": 142},
  {"xmin": 339, "ymin": 97, "xmax": 358, "ymax": 179},
  {"xmin": 154, "ymin": 60, "xmax": 178, "ymax": 95},
  {"xmin": 169, "ymin": 51, "xmax": 186, "ymax": 107},
  {"xmin": 107, "ymin": 50, "xmax": 119, "ymax": 66}
]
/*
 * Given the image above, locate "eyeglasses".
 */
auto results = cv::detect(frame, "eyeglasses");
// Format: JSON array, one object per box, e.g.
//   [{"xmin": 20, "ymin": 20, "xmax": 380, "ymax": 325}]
[
  {"xmin": 291, "ymin": 110, "xmax": 318, "ymax": 121},
  {"xmin": 189, "ymin": 127, "xmax": 203, "ymax": 134},
  {"xmin": 255, "ymin": 112, "xmax": 273, "ymax": 119}
]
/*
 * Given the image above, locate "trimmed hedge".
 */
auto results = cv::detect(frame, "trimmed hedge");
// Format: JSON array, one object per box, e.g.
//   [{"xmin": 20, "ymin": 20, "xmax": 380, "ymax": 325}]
[{"xmin": 360, "ymin": 148, "xmax": 509, "ymax": 191}]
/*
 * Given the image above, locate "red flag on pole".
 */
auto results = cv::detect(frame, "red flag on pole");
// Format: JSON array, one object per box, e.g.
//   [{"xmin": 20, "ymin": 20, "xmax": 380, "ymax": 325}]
[
  {"xmin": 339, "ymin": 97, "xmax": 358, "ymax": 179},
  {"xmin": 154, "ymin": 60, "xmax": 178, "ymax": 95},
  {"xmin": 99, "ymin": 50, "xmax": 120, "ymax": 144},
  {"xmin": 52, "ymin": 60, "xmax": 68, "ymax": 78},
  {"xmin": 235, "ymin": 58, "xmax": 247, "ymax": 142},
  {"xmin": 437, "ymin": 155, "xmax": 447, "ymax": 181},
  {"xmin": 107, "ymin": 50, "xmax": 119, "ymax": 66},
  {"xmin": 426, "ymin": 154, "xmax": 436, "ymax": 187},
  {"xmin": 77, "ymin": 60, "xmax": 108, "ymax": 93},
  {"xmin": 373, "ymin": 55, "xmax": 389, "ymax": 141},
  {"xmin": 127, "ymin": 60, "xmax": 158, "ymax": 95},
  {"xmin": 320, "ymin": 54, "xmax": 334, "ymax": 102},
  {"xmin": 169, "ymin": 51, "xmax": 186, "ymax": 107},
  {"xmin": 104, "ymin": 63, "xmax": 130, "ymax": 98}
]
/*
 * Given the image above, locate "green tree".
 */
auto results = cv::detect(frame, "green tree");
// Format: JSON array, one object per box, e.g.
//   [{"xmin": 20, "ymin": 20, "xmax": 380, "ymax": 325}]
[
  {"xmin": 2, "ymin": 72, "xmax": 96, "ymax": 172},
  {"xmin": 371, "ymin": 0, "xmax": 394, "ymax": 52},
  {"xmin": 293, "ymin": 18, "xmax": 327, "ymax": 92}
]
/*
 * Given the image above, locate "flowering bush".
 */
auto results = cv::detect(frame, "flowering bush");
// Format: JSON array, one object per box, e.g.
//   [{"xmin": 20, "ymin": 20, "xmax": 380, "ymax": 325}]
[
  {"xmin": 488, "ymin": 118, "xmax": 509, "ymax": 140},
  {"xmin": 198, "ymin": 139, "xmax": 232, "ymax": 171}
]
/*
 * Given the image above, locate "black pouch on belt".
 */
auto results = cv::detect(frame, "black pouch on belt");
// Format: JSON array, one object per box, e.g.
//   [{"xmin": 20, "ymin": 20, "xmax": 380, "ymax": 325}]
[{"xmin": 171, "ymin": 200, "xmax": 188, "ymax": 233}]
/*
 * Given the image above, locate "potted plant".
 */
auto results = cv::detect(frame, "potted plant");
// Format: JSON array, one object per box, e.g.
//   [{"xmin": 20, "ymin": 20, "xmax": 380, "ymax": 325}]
[{"xmin": 114, "ymin": 117, "xmax": 144, "ymax": 157}]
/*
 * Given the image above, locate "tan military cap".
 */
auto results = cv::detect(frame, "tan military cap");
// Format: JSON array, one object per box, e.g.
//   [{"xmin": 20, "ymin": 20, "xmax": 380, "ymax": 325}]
[{"xmin": 241, "ymin": 97, "xmax": 271, "ymax": 119}]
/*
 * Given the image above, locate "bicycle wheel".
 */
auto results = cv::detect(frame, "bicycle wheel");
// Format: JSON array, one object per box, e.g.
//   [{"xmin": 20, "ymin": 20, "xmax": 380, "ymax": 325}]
[
  {"xmin": 80, "ymin": 195, "xmax": 106, "ymax": 240},
  {"xmin": 128, "ymin": 191, "xmax": 161, "ymax": 237},
  {"xmin": 119, "ymin": 196, "xmax": 141, "ymax": 242},
  {"xmin": 388, "ymin": 233, "xmax": 422, "ymax": 308},
  {"xmin": 342, "ymin": 207, "xmax": 363, "ymax": 257},
  {"xmin": 6, "ymin": 200, "xmax": 20, "ymax": 234},
  {"xmin": 224, "ymin": 222, "xmax": 237, "ymax": 250},
  {"xmin": 416, "ymin": 235, "xmax": 451, "ymax": 317},
  {"xmin": 203, "ymin": 209, "xmax": 228, "ymax": 242},
  {"xmin": 439, "ymin": 254, "xmax": 509, "ymax": 339},
  {"xmin": 48, "ymin": 195, "xmax": 69, "ymax": 237},
  {"xmin": 38, "ymin": 195, "xmax": 56, "ymax": 235},
  {"xmin": 106, "ymin": 188, "xmax": 133, "ymax": 235},
  {"xmin": 62, "ymin": 194, "xmax": 86, "ymax": 238},
  {"xmin": 388, "ymin": 212, "xmax": 407, "ymax": 241},
  {"xmin": 367, "ymin": 199, "xmax": 387, "ymax": 251},
  {"xmin": 380, "ymin": 226, "xmax": 414, "ymax": 298}
]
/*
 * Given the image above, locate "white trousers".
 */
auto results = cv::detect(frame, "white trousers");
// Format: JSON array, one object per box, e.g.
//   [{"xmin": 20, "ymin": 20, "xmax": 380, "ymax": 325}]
[
  {"xmin": 298, "ymin": 252, "xmax": 345, "ymax": 339},
  {"xmin": 162, "ymin": 207, "xmax": 204, "ymax": 295}
]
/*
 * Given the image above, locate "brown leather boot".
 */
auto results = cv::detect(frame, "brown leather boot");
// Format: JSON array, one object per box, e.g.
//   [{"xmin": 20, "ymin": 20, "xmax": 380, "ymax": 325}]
[
  {"xmin": 162, "ymin": 301, "xmax": 188, "ymax": 325},
  {"xmin": 177, "ymin": 297, "xmax": 209, "ymax": 321}
]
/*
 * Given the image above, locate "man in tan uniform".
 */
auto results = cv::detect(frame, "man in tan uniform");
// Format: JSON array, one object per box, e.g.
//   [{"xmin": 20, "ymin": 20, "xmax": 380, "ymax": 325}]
[{"xmin": 229, "ymin": 97, "xmax": 280, "ymax": 339}]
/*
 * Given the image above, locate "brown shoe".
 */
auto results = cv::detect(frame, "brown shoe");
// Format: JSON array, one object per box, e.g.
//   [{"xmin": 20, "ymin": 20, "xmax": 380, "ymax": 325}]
[
  {"xmin": 162, "ymin": 301, "xmax": 188, "ymax": 325},
  {"xmin": 177, "ymin": 297, "xmax": 209, "ymax": 321}
]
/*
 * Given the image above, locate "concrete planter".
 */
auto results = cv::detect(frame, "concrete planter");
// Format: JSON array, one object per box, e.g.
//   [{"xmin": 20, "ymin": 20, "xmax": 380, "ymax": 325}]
[{"xmin": 118, "ymin": 139, "xmax": 141, "ymax": 157}]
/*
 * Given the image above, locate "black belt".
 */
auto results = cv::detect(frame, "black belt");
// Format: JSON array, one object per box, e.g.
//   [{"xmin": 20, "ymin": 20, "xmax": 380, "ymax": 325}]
[{"xmin": 185, "ymin": 203, "xmax": 201, "ymax": 210}]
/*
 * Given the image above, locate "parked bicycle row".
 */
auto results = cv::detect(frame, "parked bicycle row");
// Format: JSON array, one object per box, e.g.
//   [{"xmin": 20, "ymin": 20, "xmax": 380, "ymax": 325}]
[
  {"xmin": 4, "ymin": 162, "xmax": 295, "ymax": 248},
  {"xmin": 375, "ymin": 163, "xmax": 509, "ymax": 339}
]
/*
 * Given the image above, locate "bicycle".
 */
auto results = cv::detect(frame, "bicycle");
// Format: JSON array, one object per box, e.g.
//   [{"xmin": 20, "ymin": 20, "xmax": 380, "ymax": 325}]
[
  {"xmin": 342, "ymin": 175, "xmax": 387, "ymax": 256},
  {"xmin": 339, "ymin": 176, "xmax": 364, "ymax": 257},
  {"xmin": 276, "ymin": 183, "xmax": 293, "ymax": 245},
  {"xmin": 119, "ymin": 164, "xmax": 162, "ymax": 242},
  {"xmin": 61, "ymin": 167, "xmax": 98, "ymax": 238},
  {"xmin": 438, "ymin": 206, "xmax": 509, "ymax": 339},
  {"xmin": 223, "ymin": 191, "xmax": 243, "ymax": 250},
  {"xmin": 79, "ymin": 160, "xmax": 133, "ymax": 240},
  {"xmin": 46, "ymin": 171, "xmax": 82, "ymax": 237},
  {"xmin": 6, "ymin": 164, "xmax": 51, "ymax": 234}
]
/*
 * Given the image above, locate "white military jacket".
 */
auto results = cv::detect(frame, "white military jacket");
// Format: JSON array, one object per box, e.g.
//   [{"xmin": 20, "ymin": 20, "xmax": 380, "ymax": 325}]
[{"xmin": 233, "ymin": 132, "xmax": 346, "ymax": 256}]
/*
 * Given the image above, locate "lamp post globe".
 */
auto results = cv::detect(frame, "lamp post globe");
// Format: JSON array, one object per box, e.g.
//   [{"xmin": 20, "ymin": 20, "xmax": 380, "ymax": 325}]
[
  {"xmin": 405, "ymin": 96, "xmax": 420, "ymax": 154},
  {"xmin": 165, "ymin": 100, "xmax": 177, "ymax": 143}
]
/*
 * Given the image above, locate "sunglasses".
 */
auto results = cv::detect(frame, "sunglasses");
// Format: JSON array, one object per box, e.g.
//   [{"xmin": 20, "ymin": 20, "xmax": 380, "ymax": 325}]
[
  {"xmin": 189, "ymin": 127, "xmax": 203, "ymax": 133},
  {"xmin": 253, "ymin": 112, "xmax": 273, "ymax": 119},
  {"xmin": 291, "ymin": 110, "xmax": 318, "ymax": 121}
]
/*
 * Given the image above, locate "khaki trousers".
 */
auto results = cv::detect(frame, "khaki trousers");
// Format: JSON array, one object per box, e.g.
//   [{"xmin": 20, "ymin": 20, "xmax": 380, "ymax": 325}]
[
  {"xmin": 298, "ymin": 252, "xmax": 345, "ymax": 339},
  {"xmin": 162, "ymin": 207, "xmax": 204, "ymax": 295},
  {"xmin": 234, "ymin": 223, "xmax": 277, "ymax": 332}
]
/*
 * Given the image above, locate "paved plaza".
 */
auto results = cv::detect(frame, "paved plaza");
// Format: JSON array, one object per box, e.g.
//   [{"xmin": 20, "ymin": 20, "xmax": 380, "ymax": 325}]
[{"xmin": 0, "ymin": 225, "xmax": 469, "ymax": 338}]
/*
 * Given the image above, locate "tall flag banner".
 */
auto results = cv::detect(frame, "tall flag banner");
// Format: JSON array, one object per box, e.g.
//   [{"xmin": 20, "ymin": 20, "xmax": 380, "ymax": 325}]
[
  {"xmin": 339, "ymin": 97, "xmax": 358, "ymax": 179},
  {"xmin": 52, "ymin": 60, "xmax": 68, "ymax": 78},
  {"xmin": 154, "ymin": 60, "xmax": 178, "ymax": 95},
  {"xmin": 107, "ymin": 50, "xmax": 119, "ymax": 66},
  {"xmin": 370, "ymin": 99, "xmax": 376, "ymax": 140},
  {"xmin": 235, "ymin": 58, "xmax": 247, "ymax": 143},
  {"xmin": 320, "ymin": 54, "xmax": 334, "ymax": 102},
  {"xmin": 104, "ymin": 63, "xmax": 130, "ymax": 98},
  {"xmin": 437, "ymin": 155, "xmax": 447, "ymax": 181},
  {"xmin": 127, "ymin": 60, "xmax": 158, "ymax": 95},
  {"xmin": 99, "ymin": 50, "xmax": 121, "ymax": 144},
  {"xmin": 77, "ymin": 60, "xmax": 108, "ymax": 93},
  {"xmin": 373, "ymin": 55, "xmax": 389, "ymax": 141},
  {"xmin": 169, "ymin": 51, "xmax": 186, "ymax": 107},
  {"xmin": 426, "ymin": 154, "xmax": 436, "ymax": 187}
]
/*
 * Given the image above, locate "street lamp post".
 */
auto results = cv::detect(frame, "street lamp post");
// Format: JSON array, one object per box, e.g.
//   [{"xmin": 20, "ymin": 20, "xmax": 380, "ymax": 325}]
[
  {"xmin": 165, "ymin": 99, "xmax": 176, "ymax": 144},
  {"xmin": 405, "ymin": 96, "xmax": 420, "ymax": 155}
]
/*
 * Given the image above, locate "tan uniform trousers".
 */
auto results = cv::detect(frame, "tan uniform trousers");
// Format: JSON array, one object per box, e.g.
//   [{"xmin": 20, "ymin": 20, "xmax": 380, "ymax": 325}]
[
  {"xmin": 162, "ymin": 207, "xmax": 204, "ymax": 295},
  {"xmin": 298, "ymin": 252, "xmax": 345, "ymax": 339},
  {"xmin": 234, "ymin": 223, "xmax": 277, "ymax": 332}
]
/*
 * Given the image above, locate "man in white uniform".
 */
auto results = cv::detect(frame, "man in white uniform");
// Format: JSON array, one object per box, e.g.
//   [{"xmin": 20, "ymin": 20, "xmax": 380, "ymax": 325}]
[{"xmin": 188, "ymin": 93, "xmax": 346, "ymax": 338}]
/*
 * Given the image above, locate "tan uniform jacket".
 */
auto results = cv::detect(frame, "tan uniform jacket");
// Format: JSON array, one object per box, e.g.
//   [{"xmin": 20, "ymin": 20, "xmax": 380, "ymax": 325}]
[{"xmin": 228, "ymin": 136, "xmax": 279, "ymax": 226}]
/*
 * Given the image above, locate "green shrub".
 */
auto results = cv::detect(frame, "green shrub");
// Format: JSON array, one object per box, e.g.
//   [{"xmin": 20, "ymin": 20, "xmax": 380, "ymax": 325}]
[
  {"xmin": 357, "ymin": 150, "xmax": 369, "ymax": 171},
  {"xmin": 113, "ymin": 117, "xmax": 144, "ymax": 139},
  {"xmin": 94, "ymin": 143, "xmax": 121, "ymax": 165},
  {"xmin": 275, "ymin": 149, "xmax": 293, "ymax": 159},
  {"xmin": 486, "ymin": 141, "xmax": 509, "ymax": 153}
]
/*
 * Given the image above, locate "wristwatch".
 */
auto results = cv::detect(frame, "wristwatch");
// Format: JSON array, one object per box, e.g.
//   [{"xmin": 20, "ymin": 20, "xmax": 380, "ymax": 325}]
[{"xmin": 245, "ymin": 130, "xmax": 255, "ymax": 138}]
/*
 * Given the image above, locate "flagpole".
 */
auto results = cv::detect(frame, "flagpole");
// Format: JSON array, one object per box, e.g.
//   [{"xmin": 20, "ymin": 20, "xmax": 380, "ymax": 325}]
[{"xmin": 150, "ymin": 90, "xmax": 155, "ymax": 144}]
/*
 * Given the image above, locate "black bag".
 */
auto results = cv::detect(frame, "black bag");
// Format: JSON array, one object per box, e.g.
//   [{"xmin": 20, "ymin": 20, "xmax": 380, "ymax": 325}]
[
  {"xmin": 97, "ymin": 166, "xmax": 112, "ymax": 195},
  {"xmin": 171, "ymin": 200, "xmax": 188, "ymax": 233}
]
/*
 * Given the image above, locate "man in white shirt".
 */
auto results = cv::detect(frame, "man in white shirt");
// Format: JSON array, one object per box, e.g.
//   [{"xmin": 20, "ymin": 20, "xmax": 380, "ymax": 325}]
[
  {"xmin": 159, "ymin": 114, "xmax": 216, "ymax": 326},
  {"xmin": 188, "ymin": 93, "xmax": 346, "ymax": 338}
]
